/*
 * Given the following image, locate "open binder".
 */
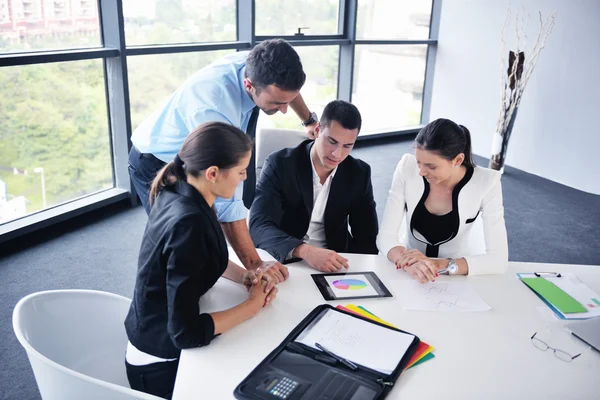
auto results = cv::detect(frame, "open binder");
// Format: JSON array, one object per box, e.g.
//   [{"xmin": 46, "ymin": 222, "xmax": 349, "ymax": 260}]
[{"xmin": 234, "ymin": 304, "xmax": 420, "ymax": 400}]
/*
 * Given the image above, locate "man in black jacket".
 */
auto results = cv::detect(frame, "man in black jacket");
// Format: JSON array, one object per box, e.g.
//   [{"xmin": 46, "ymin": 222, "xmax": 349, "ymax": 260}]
[{"xmin": 249, "ymin": 100, "xmax": 378, "ymax": 272}]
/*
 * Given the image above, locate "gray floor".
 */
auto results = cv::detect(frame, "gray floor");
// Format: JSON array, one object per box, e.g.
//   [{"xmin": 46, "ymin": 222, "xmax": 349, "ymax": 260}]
[{"xmin": 1, "ymin": 137, "xmax": 599, "ymax": 400}]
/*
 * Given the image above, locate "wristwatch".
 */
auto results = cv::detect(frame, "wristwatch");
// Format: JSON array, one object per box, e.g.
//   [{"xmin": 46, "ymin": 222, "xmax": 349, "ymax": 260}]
[
  {"xmin": 446, "ymin": 258, "xmax": 459, "ymax": 275},
  {"xmin": 301, "ymin": 111, "xmax": 318, "ymax": 126}
]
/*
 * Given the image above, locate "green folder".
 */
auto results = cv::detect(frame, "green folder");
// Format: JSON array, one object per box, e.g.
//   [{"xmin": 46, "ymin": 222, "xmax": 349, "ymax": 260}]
[{"xmin": 521, "ymin": 278, "xmax": 587, "ymax": 314}]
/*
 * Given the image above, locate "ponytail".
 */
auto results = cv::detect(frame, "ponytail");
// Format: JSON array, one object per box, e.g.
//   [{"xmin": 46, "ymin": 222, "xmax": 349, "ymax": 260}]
[
  {"xmin": 458, "ymin": 125, "xmax": 476, "ymax": 168},
  {"xmin": 149, "ymin": 154, "xmax": 186, "ymax": 205}
]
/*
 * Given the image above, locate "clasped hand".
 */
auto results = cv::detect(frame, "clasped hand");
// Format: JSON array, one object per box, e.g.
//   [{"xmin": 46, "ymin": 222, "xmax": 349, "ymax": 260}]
[
  {"xmin": 243, "ymin": 268, "xmax": 278, "ymax": 307},
  {"xmin": 396, "ymin": 249, "xmax": 441, "ymax": 284}
]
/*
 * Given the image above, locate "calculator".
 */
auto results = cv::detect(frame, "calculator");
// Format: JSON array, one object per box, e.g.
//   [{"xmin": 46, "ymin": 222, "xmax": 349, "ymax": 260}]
[{"xmin": 259, "ymin": 375, "xmax": 299, "ymax": 399}]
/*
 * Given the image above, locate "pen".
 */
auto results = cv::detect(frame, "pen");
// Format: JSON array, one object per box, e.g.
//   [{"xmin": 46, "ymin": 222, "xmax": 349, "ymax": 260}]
[
  {"xmin": 315, "ymin": 342, "xmax": 358, "ymax": 370},
  {"xmin": 437, "ymin": 267, "xmax": 448, "ymax": 274}
]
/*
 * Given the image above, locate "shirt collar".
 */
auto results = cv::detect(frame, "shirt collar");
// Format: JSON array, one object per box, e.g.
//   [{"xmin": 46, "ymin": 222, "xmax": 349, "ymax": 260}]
[
  {"xmin": 173, "ymin": 180, "xmax": 213, "ymax": 213},
  {"xmin": 309, "ymin": 145, "xmax": 337, "ymax": 186},
  {"xmin": 238, "ymin": 66, "xmax": 257, "ymax": 116}
]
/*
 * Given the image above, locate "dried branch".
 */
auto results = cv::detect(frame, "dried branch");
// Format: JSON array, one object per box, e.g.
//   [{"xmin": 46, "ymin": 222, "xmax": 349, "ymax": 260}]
[
  {"xmin": 497, "ymin": 8, "xmax": 511, "ymax": 133},
  {"xmin": 498, "ymin": 8, "xmax": 556, "ymax": 131},
  {"xmin": 492, "ymin": 7, "xmax": 556, "ymax": 170}
]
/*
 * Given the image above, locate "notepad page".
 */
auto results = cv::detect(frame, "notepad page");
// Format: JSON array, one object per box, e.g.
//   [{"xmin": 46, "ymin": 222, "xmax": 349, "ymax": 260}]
[{"xmin": 295, "ymin": 309, "xmax": 414, "ymax": 374}]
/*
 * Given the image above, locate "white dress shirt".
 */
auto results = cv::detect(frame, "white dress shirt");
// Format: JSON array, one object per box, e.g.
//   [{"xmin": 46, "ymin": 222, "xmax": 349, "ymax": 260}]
[
  {"xmin": 304, "ymin": 155, "xmax": 338, "ymax": 248},
  {"xmin": 287, "ymin": 155, "xmax": 337, "ymax": 259}
]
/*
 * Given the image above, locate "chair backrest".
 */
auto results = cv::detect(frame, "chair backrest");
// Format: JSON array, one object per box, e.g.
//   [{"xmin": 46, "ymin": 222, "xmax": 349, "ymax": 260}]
[
  {"xmin": 255, "ymin": 128, "xmax": 307, "ymax": 179},
  {"xmin": 13, "ymin": 290, "xmax": 161, "ymax": 400}
]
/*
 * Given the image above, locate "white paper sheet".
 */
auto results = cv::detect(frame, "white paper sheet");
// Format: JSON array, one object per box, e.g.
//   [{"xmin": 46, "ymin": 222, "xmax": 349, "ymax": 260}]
[
  {"xmin": 393, "ymin": 281, "xmax": 491, "ymax": 312},
  {"xmin": 295, "ymin": 309, "xmax": 414, "ymax": 374},
  {"xmin": 323, "ymin": 274, "xmax": 379, "ymax": 298}
]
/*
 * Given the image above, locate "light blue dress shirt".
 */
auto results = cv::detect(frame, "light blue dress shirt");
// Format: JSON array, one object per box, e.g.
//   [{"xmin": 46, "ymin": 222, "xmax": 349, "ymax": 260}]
[{"xmin": 131, "ymin": 51, "xmax": 256, "ymax": 223}]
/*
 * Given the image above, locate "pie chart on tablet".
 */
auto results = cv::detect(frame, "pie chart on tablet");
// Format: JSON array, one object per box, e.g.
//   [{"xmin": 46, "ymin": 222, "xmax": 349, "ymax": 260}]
[{"xmin": 332, "ymin": 279, "xmax": 368, "ymax": 290}]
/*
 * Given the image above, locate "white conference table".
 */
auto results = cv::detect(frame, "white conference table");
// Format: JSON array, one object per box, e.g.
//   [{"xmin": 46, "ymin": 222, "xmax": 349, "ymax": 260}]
[{"xmin": 173, "ymin": 253, "xmax": 600, "ymax": 400}]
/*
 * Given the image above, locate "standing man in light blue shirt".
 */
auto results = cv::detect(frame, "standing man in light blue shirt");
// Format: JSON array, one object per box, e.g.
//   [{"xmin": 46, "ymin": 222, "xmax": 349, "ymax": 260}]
[{"xmin": 129, "ymin": 39, "xmax": 318, "ymax": 284}]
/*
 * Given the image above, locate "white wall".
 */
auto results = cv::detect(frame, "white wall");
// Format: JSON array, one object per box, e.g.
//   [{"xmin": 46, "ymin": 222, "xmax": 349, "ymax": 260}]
[{"xmin": 430, "ymin": 0, "xmax": 600, "ymax": 194}]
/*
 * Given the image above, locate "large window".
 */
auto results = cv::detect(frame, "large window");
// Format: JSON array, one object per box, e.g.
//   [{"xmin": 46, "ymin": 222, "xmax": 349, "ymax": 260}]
[
  {"xmin": 356, "ymin": 0, "xmax": 433, "ymax": 40},
  {"xmin": 123, "ymin": 0, "xmax": 236, "ymax": 46},
  {"xmin": 254, "ymin": 0, "xmax": 340, "ymax": 36},
  {"xmin": 352, "ymin": 45, "xmax": 427, "ymax": 133},
  {"xmin": 0, "ymin": 0, "xmax": 439, "ymax": 239},
  {"xmin": 0, "ymin": 0, "xmax": 101, "ymax": 53},
  {"xmin": 352, "ymin": 0, "xmax": 434, "ymax": 133},
  {"xmin": 0, "ymin": 60, "xmax": 111, "ymax": 224}
]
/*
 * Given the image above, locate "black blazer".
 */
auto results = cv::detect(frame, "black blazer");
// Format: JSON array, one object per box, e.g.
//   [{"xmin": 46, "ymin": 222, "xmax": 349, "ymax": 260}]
[
  {"xmin": 124, "ymin": 181, "xmax": 228, "ymax": 359},
  {"xmin": 249, "ymin": 140, "xmax": 378, "ymax": 263}
]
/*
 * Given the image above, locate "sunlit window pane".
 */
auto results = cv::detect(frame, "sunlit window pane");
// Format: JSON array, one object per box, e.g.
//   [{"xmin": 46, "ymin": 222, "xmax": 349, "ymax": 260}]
[
  {"xmin": 0, "ymin": 0, "xmax": 101, "ymax": 53},
  {"xmin": 0, "ymin": 60, "xmax": 111, "ymax": 224},
  {"xmin": 262, "ymin": 46, "xmax": 339, "ymax": 130},
  {"xmin": 352, "ymin": 45, "xmax": 427, "ymax": 134},
  {"xmin": 255, "ymin": 0, "xmax": 340, "ymax": 36},
  {"xmin": 127, "ymin": 50, "xmax": 235, "ymax": 130},
  {"xmin": 123, "ymin": 0, "xmax": 236, "ymax": 46},
  {"xmin": 357, "ymin": 0, "xmax": 432, "ymax": 40}
]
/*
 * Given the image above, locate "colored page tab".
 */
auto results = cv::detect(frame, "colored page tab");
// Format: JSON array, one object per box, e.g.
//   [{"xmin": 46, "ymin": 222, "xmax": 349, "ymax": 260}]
[
  {"xmin": 336, "ymin": 305, "xmax": 362, "ymax": 316},
  {"xmin": 345, "ymin": 305, "xmax": 397, "ymax": 328},
  {"xmin": 404, "ymin": 342, "xmax": 434, "ymax": 369},
  {"xmin": 521, "ymin": 278, "xmax": 587, "ymax": 314},
  {"xmin": 407, "ymin": 352, "xmax": 435, "ymax": 369}
]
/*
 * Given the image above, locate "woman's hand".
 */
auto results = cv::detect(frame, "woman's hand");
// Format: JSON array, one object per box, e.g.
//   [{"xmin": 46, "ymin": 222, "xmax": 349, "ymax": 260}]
[
  {"xmin": 243, "ymin": 267, "xmax": 279, "ymax": 295},
  {"xmin": 248, "ymin": 280, "xmax": 278, "ymax": 311},
  {"xmin": 387, "ymin": 246, "xmax": 407, "ymax": 269},
  {"xmin": 397, "ymin": 249, "xmax": 440, "ymax": 283}
]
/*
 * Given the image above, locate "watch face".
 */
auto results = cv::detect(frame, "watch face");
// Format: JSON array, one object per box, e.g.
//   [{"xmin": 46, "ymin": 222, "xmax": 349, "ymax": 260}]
[{"xmin": 449, "ymin": 263, "xmax": 458, "ymax": 275}]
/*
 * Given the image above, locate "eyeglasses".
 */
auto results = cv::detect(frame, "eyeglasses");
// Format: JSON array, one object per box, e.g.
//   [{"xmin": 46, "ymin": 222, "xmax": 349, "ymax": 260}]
[{"xmin": 530, "ymin": 332, "xmax": 581, "ymax": 362}]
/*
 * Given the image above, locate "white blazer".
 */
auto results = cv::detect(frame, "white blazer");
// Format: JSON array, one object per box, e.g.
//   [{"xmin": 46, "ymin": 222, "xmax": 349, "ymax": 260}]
[{"xmin": 376, "ymin": 154, "xmax": 508, "ymax": 275}]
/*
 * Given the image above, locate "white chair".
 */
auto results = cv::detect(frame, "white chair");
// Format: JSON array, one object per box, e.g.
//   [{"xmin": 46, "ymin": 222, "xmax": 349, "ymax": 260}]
[
  {"xmin": 13, "ymin": 290, "xmax": 161, "ymax": 400},
  {"xmin": 255, "ymin": 128, "xmax": 307, "ymax": 179}
]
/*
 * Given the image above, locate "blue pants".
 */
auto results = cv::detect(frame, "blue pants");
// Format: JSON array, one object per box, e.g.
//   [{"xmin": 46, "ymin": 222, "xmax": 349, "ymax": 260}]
[{"xmin": 128, "ymin": 146, "xmax": 166, "ymax": 215}]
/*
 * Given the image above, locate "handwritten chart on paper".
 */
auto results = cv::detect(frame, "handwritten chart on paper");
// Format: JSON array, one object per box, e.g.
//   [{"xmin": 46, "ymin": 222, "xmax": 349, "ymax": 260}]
[
  {"xmin": 393, "ymin": 281, "xmax": 491, "ymax": 312},
  {"xmin": 324, "ymin": 274, "xmax": 379, "ymax": 298}
]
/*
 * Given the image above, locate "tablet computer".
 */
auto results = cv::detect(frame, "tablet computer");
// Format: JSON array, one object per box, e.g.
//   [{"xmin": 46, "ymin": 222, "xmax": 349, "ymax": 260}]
[{"xmin": 311, "ymin": 271, "xmax": 392, "ymax": 301}]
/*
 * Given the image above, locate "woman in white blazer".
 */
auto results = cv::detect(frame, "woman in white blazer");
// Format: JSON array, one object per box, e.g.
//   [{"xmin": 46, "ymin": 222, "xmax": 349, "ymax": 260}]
[{"xmin": 377, "ymin": 118, "xmax": 508, "ymax": 283}]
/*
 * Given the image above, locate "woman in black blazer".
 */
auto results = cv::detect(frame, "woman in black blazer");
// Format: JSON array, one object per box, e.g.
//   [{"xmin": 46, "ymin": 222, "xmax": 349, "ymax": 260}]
[{"xmin": 124, "ymin": 122, "xmax": 278, "ymax": 399}]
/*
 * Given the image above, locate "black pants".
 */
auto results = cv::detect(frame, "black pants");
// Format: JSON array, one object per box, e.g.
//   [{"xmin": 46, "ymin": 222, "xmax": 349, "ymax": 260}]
[
  {"xmin": 125, "ymin": 359, "xmax": 179, "ymax": 399},
  {"xmin": 128, "ymin": 146, "xmax": 167, "ymax": 215}
]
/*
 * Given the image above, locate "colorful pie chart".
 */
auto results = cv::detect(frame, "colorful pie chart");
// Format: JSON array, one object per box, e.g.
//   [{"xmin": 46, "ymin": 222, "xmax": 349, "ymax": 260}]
[{"xmin": 333, "ymin": 279, "xmax": 368, "ymax": 290}]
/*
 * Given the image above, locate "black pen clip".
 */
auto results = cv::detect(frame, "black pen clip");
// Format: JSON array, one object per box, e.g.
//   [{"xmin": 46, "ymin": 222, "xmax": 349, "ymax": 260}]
[{"xmin": 534, "ymin": 272, "xmax": 561, "ymax": 278}]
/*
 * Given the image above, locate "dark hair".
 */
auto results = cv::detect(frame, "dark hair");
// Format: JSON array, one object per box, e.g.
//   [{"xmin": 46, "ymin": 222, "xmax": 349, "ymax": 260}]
[
  {"xmin": 319, "ymin": 100, "xmax": 362, "ymax": 133},
  {"xmin": 245, "ymin": 39, "xmax": 306, "ymax": 92},
  {"xmin": 149, "ymin": 122, "xmax": 252, "ymax": 203},
  {"xmin": 415, "ymin": 118, "xmax": 475, "ymax": 168}
]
